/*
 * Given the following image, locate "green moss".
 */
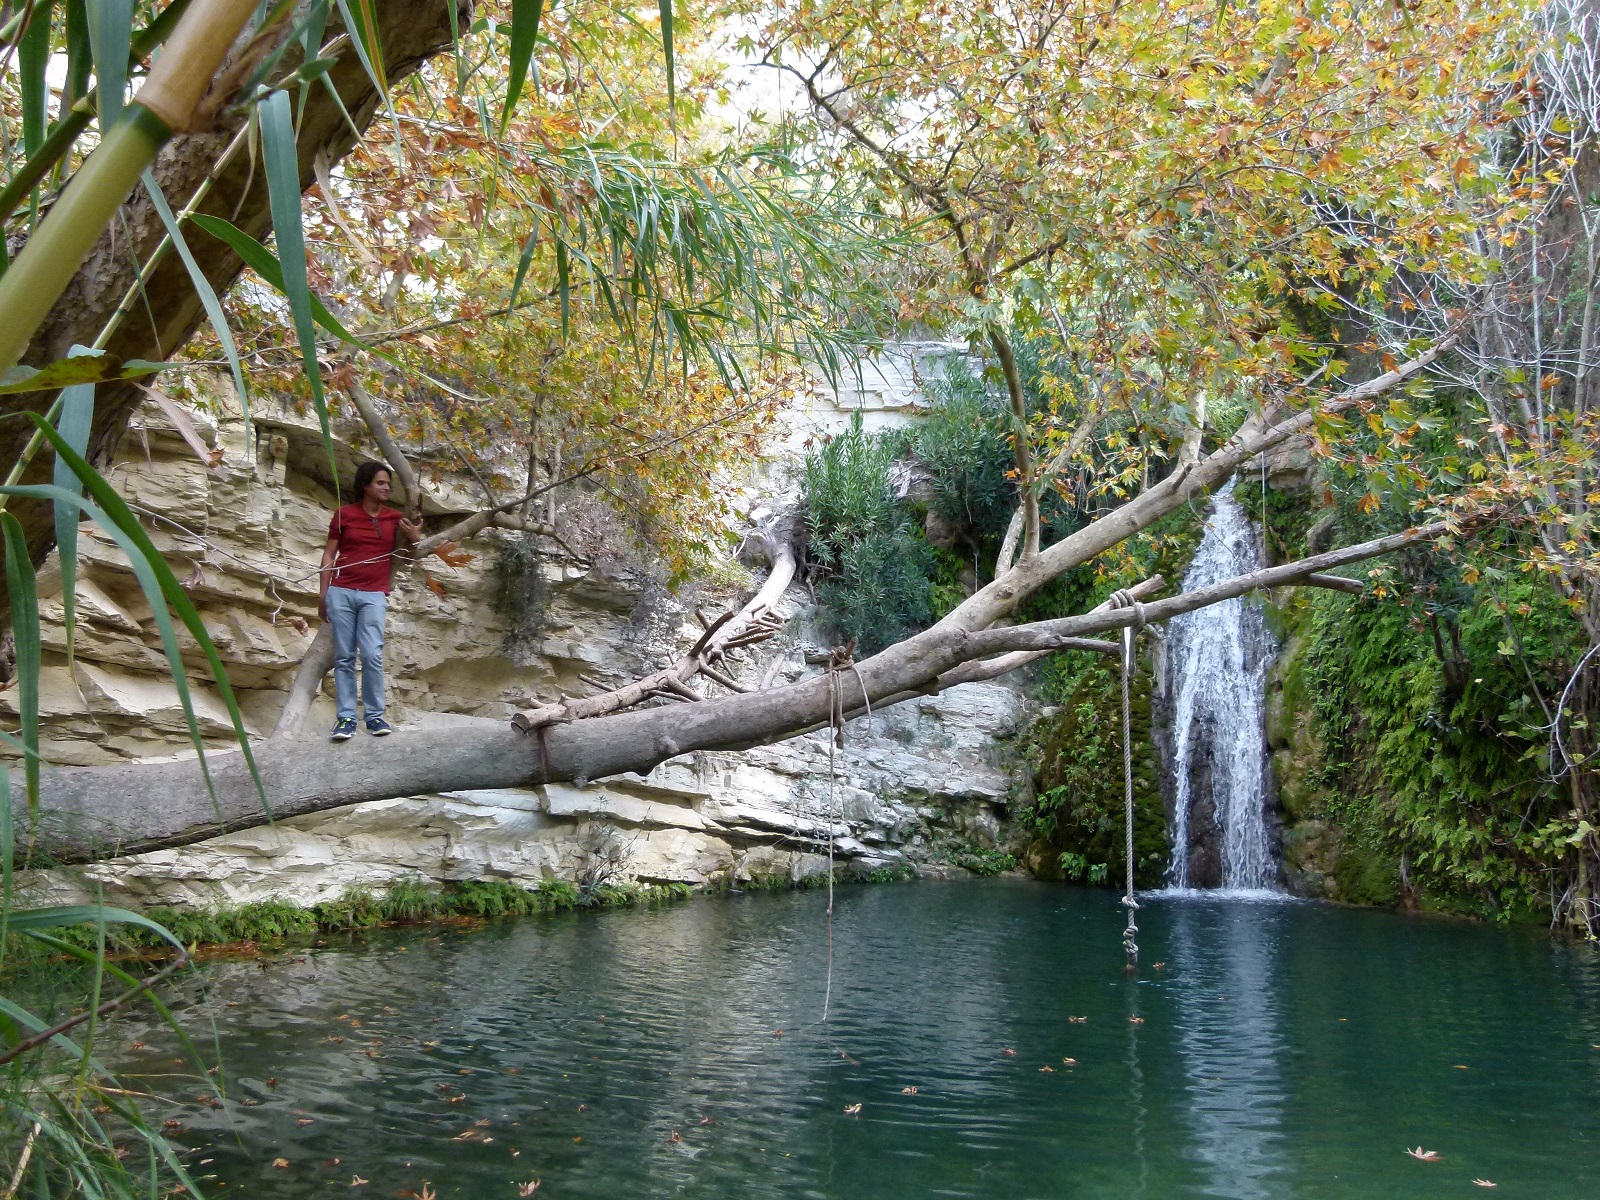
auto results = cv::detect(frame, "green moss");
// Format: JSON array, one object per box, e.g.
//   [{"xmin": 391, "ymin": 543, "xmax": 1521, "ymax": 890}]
[
  {"xmin": 46, "ymin": 876, "xmax": 702, "ymax": 955},
  {"xmin": 1301, "ymin": 570, "xmax": 1585, "ymax": 919},
  {"xmin": 866, "ymin": 862, "xmax": 916, "ymax": 883},
  {"xmin": 1330, "ymin": 841, "xmax": 1400, "ymax": 906},
  {"xmin": 1026, "ymin": 660, "xmax": 1169, "ymax": 888}
]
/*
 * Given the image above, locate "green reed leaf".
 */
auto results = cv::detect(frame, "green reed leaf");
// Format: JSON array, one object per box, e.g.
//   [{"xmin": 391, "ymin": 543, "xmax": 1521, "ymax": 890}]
[
  {"xmin": 84, "ymin": 0, "xmax": 131, "ymax": 130},
  {"xmin": 19, "ymin": 0, "xmax": 55, "ymax": 160},
  {"xmin": 501, "ymin": 0, "xmax": 543, "ymax": 130},
  {"xmin": 187, "ymin": 213, "xmax": 403, "ymax": 368},
  {"xmin": 259, "ymin": 89, "xmax": 336, "ymax": 486},
  {"xmin": 1, "ymin": 515, "xmax": 39, "ymax": 811},
  {"xmin": 52, "ymin": 346, "xmax": 95, "ymax": 669},
  {"xmin": 141, "ymin": 171, "xmax": 251, "ymax": 436},
  {"xmin": 5, "ymin": 450, "xmax": 268, "ymax": 814}
]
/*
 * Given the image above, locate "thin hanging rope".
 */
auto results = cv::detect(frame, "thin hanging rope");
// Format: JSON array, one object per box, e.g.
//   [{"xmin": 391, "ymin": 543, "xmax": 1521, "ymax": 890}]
[
  {"xmin": 1121, "ymin": 623, "xmax": 1139, "ymax": 969},
  {"xmin": 1108, "ymin": 591, "xmax": 1143, "ymax": 972},
  {"xmin": 824, "ymin": 689, "xmax": 836, "ymax": 1023},
  {"xmin": 820, "ymin": 647, "xmax": 871, "ymax": 1024}
]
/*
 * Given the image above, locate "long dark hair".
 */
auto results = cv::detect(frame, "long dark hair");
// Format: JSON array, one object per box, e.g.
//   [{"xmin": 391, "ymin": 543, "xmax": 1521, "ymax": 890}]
[{"xmin": 353, "ymin": 460, "xmax": 391, "ymax": 503}]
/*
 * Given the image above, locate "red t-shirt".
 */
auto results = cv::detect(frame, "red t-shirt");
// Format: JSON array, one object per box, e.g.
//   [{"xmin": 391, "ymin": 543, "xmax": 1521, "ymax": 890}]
[{"xmin": 327, "ymin": 503, "xmax": 405, "ymax": 593}]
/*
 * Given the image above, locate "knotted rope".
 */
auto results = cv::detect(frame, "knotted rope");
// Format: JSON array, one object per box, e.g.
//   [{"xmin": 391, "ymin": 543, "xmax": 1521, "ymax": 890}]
[{"xmin": 1109, "ymin": 590, "xmax": 1145, "ymax": 971}]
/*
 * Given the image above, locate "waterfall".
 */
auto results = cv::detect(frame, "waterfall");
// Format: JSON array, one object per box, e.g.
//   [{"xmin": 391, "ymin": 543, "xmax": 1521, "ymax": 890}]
[{"xmin": 1166, "ymin": 477, "xmax": 1278, "ymax": 891}]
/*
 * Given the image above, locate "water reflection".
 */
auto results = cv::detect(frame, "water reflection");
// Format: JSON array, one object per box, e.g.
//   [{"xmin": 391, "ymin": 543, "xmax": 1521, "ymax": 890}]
[
  {"xmin": 1162, "ymin": 896, "xmax": 1289, "ymax": 1198},
  {"xmin": 110, "ymin": 883, "xmax": 1600, "ymax": 1200}
]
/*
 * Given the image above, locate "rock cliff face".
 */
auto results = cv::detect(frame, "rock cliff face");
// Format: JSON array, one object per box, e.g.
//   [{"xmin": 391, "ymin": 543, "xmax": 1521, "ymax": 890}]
[{"xmin": 16, "ymin": 366, "xmax": 1027, "ymax": 910}]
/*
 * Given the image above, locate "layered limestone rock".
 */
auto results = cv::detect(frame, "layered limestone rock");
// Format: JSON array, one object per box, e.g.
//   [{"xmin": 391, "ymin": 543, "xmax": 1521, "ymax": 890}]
[{"xmin": 16, "ymin": 370, "xmax": 1027, "ymax": 910}]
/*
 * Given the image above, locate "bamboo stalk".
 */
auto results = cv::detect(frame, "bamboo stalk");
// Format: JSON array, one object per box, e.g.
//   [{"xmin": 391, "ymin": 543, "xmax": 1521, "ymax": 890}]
[
  {"xmin": 0, "ymin": 0, "xmax": 259, "ymax": 373},
  {"xmin": 0, "ymin": 121, "xmax": 250, "ymax": 506},
  {"xmin": 0, "ymin": 0, "xmax": 198, "ymax": 232},
  {"xmin": 0, "ymin": 107, "xmax": 169, "ymax": 372}
]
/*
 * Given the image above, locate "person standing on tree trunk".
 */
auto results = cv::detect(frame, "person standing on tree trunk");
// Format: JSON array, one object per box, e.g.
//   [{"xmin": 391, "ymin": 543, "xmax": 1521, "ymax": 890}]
[{"xmin": 319, "ymin": 461, "xmax": 423, "ymax": 741}]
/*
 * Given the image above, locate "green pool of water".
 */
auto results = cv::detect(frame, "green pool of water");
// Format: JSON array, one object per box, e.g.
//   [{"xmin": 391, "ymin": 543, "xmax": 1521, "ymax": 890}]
[{"xmin": 125, "ymin": 881, "xmax": 1600, "ymax": 1198}]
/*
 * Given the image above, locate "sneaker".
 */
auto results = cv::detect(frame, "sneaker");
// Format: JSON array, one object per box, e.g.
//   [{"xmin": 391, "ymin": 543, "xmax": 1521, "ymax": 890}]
[
  {"xmin": 330, "ymin": 717, "xmax": 357, "ymax": 742},
  {"xmin": 366, "ymin": 716, "xmax": 393, "ymax": 737}
]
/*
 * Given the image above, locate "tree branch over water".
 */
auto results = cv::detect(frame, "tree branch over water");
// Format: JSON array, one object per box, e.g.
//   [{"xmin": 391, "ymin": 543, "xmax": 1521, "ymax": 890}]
[{"xmin": 12, "ymin": 338, "xmax": 1463, "ymax": 865}]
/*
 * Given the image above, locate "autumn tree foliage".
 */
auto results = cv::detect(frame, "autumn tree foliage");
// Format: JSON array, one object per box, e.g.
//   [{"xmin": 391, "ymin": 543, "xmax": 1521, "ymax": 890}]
[
  {"xmin": 209, "ymin": 1, "xmax": 891, "ymax": 576},
  {"xmin": 729, "ymin": 0, "xmax": 1524, "ymax": 549}
]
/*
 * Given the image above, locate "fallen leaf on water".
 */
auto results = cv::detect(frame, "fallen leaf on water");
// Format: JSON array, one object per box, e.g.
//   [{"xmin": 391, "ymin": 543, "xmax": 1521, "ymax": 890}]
[
  {"xmin": 266, "ymin": 1077, "xmax": 279, "ymax": 1089},
  {"xmin": 899, "ymin": 1087, "xmax": 918, "ymax": 1095},
  {"xmin": 453, "ymin": 1130, "xmax": 479, "ymax": 1141},
  {"xmin": 421, "ymin": 1186, "xmax": 437, "ymax": 1200},
  {"xmin": 272, "ymin": 1159, "xmax": 290, "ymax": 1170},
  {"xmin": 843, "ymin": 1103, "xmax": 862, "ymax": 1115},
  {"xmin": 446, "ymin": 1094, "xmax": 467, "ymax": 1104},
  {"xmin": 1062, "ymin": 1058, "xmax": 1077, "ymax": 1066},
  {"xmin": 350, "ymin": 1176, "xmax": 368, "ymax": 1187},
  {"xmin": 700, "ymin": 1116, "xmax": 715, "ymax": 1125},
  {"xmin": 519, "ymin": 1182, "xmax": 542, "ymax": 1197},
  {"xmin": 577, "ymin": 1105, "xmax": 587, "ymax": 1113},
  {"xmin": 1405, "ymin": 1147, "xmax": 1443, "ymax": 1162},
  {"xmin": 1039, "ymin": 1065, "xmax": 1055, "ymax": 1073},
  {"xmin": 322, "ymin": 1159, "xmax": 341, "ymax": 1169},
  {"xmin": 1001, "ymin": 1048, "xmax": 1016, "ymax": 1057},
  {"xmin": 1129, "ymin": 1017, "xmax": 1145, "ymax": 1025},
  {"xmin": 1454, "ymin": 1065, "xmax": 1469, "ymax": 1070},
  {"xmin": 129, "ymin": 1041, "xmax": 145, "ymax": 1051},
  {"xmin": 1472, "ymin": 1180, "xmax": 1497, "ymax": 1188},
  {"xmin": 573, "ymin": 1136, "xmax": 583, "ymax": 1144},
  {"xmin": 1068, "ymin": 1016, "xmax": 1087, "ymax": 1024},
  {"xmin": 327, "ymin": 1036, "xmax": 345, "ymax": 1044},
  {"xmin": 1152, "ymin": 962, "xmax": 1165, "ymax": 970},
  {"xmin": 668, "ymin": 1131, "xmax": 682, "ymax": 1144},
  {"xmin": 773, "ymin": 1029, "xmax": 783, "ymax": 1037},
  {"xmin": 476, "ymin": 1119, "xmax": 492, "ymax": 1128},
  {"xmin": 297, "ymin": 1119, "xmax": 314, "ymax": 1126}
]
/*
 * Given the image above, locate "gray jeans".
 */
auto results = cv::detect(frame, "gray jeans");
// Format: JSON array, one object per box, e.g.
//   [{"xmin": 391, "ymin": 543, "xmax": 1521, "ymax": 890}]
[{"xmin": 326, "ymin": 585, "xmax": 387, "ymax": 721}]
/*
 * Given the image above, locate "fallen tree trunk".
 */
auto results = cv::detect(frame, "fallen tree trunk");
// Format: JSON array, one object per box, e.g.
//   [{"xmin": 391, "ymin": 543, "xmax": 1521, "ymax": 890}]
[{"xmin": 17, "ymin": 521, "xmax": 1441, "ymax": 864}]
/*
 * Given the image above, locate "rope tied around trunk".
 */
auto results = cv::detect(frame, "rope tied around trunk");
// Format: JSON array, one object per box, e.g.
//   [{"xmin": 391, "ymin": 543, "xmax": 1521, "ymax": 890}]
[{"xmin": 1109, "ymin": 589, "xmax": 1146, "ymax": 971}]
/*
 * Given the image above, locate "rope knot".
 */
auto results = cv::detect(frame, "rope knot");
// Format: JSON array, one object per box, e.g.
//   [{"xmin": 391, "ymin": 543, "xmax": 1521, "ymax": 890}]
[
  {"xmin": 1109, "ymin": 588, "xmax": 1147, "ymax": 631},
  {"xmin": 825, "ymin": 639, "xmax": 860, "ymax": 749}
]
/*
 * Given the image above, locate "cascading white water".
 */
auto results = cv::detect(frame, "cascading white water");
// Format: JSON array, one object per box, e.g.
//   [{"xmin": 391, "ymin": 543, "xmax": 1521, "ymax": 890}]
[{"xmin": 1166, "ymin": 477, "xmax": 1278, "ymax": 890}]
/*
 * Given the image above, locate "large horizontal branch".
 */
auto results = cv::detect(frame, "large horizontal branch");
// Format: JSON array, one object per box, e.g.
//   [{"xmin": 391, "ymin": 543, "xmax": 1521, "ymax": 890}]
[
  {"xmin": 13, "ymin": 523, "xmax": 1442, "ymax": 865},
  {"xmin": 967, "ymin": 522, "xmax": 1449, "ymax": 658}
]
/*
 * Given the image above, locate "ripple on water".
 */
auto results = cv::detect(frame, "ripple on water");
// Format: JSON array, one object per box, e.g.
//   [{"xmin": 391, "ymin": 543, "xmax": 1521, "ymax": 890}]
[{"xmin": 116, "ymin": 880, "xmax": 1600, "ymax": 1200}]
